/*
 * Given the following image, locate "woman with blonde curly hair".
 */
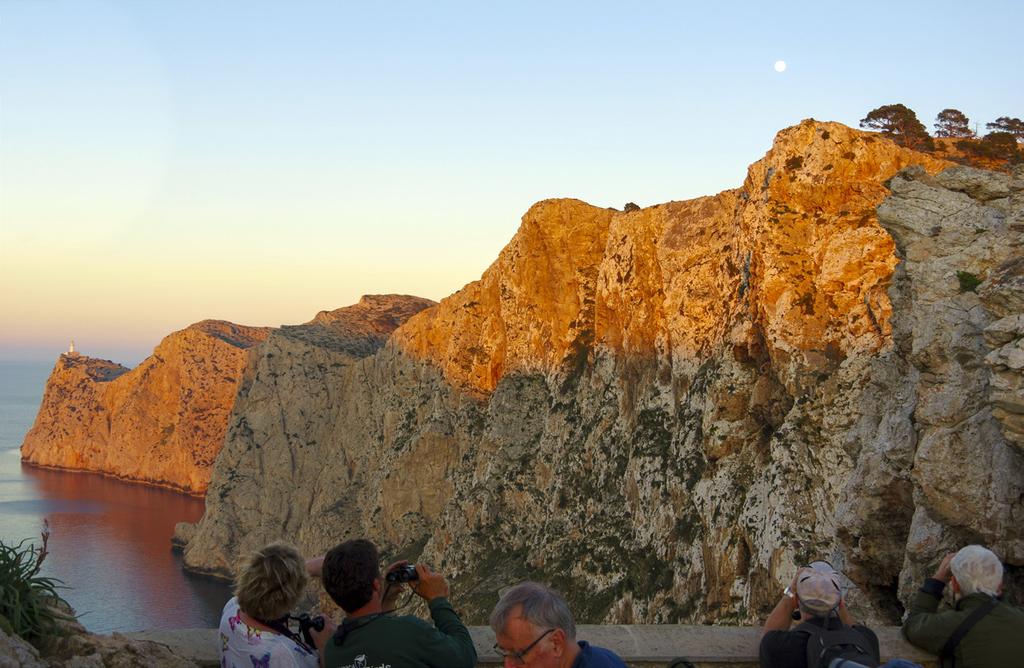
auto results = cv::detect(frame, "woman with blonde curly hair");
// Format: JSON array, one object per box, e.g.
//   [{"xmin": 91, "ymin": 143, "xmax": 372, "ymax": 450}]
[{"xmin": 219, "ymin": 541, "xmax": 333, "ymax": 668}]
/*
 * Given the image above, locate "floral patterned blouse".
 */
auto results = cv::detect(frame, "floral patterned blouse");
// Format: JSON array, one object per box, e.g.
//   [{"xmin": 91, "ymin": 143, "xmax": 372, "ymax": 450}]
[{"xmin": 218, "ymin": 597, "xmax": 318, "ymax": 668}]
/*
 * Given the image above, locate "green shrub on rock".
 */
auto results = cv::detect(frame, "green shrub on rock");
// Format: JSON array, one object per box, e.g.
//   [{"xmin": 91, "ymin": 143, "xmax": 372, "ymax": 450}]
[
  {"xmin": 957, "ymin": 270, "xmax": 983, "ymax": 293},
  {"xmin": 0, "ymin": 522, "xmax": 74, "ymax": 646}
]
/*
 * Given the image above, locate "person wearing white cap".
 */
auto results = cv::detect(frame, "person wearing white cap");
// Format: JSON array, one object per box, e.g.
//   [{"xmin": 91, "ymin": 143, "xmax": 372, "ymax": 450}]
[
  {"xmin": 759, "ymin": 563, "xmax": 881, "ymax": 668},
  {"xmin": 903, "ymin": 545, "xmax": 1024, "ymax": 667}
]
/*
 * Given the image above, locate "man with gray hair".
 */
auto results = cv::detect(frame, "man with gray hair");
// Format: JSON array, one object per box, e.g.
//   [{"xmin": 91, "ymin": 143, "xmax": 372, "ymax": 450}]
[
  {"xmin": 904, "ymin": 545, "xmax": 1024, "ymax": 666},
  {"xmin": 490, "ymin": 582, "xmax": 626, "ymax": 667}
]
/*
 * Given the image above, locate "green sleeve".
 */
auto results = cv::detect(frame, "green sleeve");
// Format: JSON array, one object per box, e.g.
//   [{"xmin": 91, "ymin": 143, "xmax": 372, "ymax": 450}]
[
  {"xmin": 903, "ymin": 587, "xmax": 955, "ymax": 655},
  {"xmin": 415, "ymin": 597, "xmax": 477, "ymax": 668}
]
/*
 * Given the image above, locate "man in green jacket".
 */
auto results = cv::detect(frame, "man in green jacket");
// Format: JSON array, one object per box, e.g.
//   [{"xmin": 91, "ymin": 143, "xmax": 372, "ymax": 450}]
[
  {"xmin": 319, "ymin": 539, "xmax": 477, "ymax": 668},
  {"xmin": 903, "ymin": 545, "xmax": 1024, "ymax": 666}
]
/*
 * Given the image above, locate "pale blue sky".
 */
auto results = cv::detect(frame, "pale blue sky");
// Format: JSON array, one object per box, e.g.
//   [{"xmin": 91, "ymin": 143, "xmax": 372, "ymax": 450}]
[{"xmin": 1, "ymin": 0, "xmax": 1021, "ymax": 363}]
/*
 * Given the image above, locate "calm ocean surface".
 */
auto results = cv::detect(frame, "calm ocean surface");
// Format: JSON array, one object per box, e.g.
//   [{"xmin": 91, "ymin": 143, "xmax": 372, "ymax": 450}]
[{"xmin": 0, "ymin": 361, "xmax": 230, "ymax": 633}]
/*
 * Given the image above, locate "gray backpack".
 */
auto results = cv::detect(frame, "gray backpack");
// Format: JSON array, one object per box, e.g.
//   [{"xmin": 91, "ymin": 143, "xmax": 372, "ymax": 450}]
[{"xmin": 796, "ymin": 620, "xmax": 879, "ymax": 668}]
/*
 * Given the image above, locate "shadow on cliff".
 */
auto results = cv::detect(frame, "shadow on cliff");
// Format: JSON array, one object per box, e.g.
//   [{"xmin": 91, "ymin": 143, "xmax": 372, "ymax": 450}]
[{"xmin": 173, "ymin": 121, "xmax": 1023, "ymax": 627}]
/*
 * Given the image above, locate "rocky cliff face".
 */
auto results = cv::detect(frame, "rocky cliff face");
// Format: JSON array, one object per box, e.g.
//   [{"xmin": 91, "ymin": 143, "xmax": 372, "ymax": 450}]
[
  {"xmin": 981, "ymin": 255, "xmax": 1024, "ymax": 453},
  {"xmin": 875, "ymin": 166, "xmax": 1024, "ymax": 605},
  {"xmin": 21, "ymin": 321, "xmax": 272, "ymax": 494},
  {"xmin": 175, "ymin": 294, "xmax": 436, "ymax": 574},
  {"xmin": 21, "ymin": 298, "xmax": 433, "ymax": 495},
  {"xmin": 178, "ymin": 120, "xmax": 1023, "ymax": 625}
]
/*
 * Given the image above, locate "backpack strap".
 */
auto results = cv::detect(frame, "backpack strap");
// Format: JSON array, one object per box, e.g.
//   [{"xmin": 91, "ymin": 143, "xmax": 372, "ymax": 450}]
[
  {"xmin": 938, "ymin": 596, "xmax": 999, "ymax": 668},
  {"xmin": 798, "ymin": 621, "xmax": 828, "ymax": 668},
  {"xmin": 251, "ymin": 615, "xmax": 315, "ymax": 655}
]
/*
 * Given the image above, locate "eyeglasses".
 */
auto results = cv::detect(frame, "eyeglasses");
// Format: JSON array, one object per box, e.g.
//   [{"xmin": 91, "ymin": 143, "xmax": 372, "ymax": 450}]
[{"xmin": 493, "ymin": 628, "xmax": 555, "ymax": 665}]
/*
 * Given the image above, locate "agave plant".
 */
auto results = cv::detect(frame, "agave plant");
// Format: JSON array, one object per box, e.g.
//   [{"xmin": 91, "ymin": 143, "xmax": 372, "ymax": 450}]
[{"xmin": 0, "ymin": 520, "xmax": 74, "ymax": 645}]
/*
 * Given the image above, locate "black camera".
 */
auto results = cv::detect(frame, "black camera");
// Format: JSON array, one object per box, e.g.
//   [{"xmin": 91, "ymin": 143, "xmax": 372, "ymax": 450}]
[
  {"xmin": 385, "ymin": 564, "xmax": 418, "ymax": 583},
  {"xmin": 293, "ymin": 613, "xmax": 325, "ymax": 648}
]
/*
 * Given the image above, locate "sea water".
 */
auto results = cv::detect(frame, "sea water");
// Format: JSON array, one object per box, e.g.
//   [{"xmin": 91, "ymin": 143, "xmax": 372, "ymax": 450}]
[{"xmin": 0, "ymin": 361, "xmax": 230, "ymax": 633}]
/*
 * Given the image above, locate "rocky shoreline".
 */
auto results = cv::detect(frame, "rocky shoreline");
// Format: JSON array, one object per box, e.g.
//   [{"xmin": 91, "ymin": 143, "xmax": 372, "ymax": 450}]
[{"xmin": 19, "ymin": 460, "xmax": 208, "ymax": 498}]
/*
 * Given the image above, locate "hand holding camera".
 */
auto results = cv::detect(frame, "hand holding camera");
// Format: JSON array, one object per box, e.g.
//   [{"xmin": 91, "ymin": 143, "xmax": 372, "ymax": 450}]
[
  {"xmin": 382, "ymin": 560, "xmax": 415, "ymax": 609},
  {"xmin": 293, "ymin": 613, "xmax": 329, "ymax": 649},
  {"xmin": 412, "ymin": 563, "xmax": 449, "ymax": 602},
  {"xmin": 382, "ymin": 561, "xmax": 448, "ymax": 605},
  {"xmin": 385, "ymin": 563, "xmax": 419, "ymax": 583},
  {"xmin": 933, "ymin": 552, "xmax": 956, "ymax": 583}
]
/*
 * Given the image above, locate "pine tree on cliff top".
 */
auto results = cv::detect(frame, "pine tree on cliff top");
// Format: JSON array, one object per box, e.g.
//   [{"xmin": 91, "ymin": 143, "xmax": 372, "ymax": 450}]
[
  {"xmin": 934, "ymin": 108, "xmax": 974, "ymax": 138},
  {"xmin": 860, "ymin": 104, "xmax": 934, "ymax": 150},
  {"xmin": 986, "ymin": 116, "xmax": 1024, "ymax": 142}
]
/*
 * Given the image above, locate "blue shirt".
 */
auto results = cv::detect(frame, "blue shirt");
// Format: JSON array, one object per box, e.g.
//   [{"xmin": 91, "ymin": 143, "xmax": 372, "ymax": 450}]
[{"xmin": 571, "ymin": 640, "xmax": 627, "ymax": 668}]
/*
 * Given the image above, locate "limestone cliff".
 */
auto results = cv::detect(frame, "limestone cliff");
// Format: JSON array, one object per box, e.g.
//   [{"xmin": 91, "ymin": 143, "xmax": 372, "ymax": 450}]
[
  {"xmin": 875, "ymin": 166, "xmax": 1024, "ymax": 604},
  {"xmin": 981, "ymin": 255, "xmax": 1024, "ymax": 453},
  {"xmin": 178, "ymin": 120, "xmax": 1023, "ymax": 625},
  {"xmin": 21, "ymin": 297, "xmax": 434, "ymax": 495},
  {"xmin": 21, "ymin": 321, "xmax": 271, "ymax": 494}
]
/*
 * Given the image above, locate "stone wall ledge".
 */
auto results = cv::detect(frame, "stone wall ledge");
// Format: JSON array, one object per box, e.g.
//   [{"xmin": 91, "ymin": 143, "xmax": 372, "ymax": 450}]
[{"xmin": 127, "ymin": 625, "xmax": 938, "ymax": 667}]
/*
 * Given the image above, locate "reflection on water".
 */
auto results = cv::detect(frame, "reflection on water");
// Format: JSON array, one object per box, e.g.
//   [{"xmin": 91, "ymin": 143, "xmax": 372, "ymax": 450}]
[
  {"xmin": 0, "ymin": 360, "xmax": 231, "ymax": 632},
  {"xmin": 0, "ymin": 451, "xmax": 231, "ymax": 633}
]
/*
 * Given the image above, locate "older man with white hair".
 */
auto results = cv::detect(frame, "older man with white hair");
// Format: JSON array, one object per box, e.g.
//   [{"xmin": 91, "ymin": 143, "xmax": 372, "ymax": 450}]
[
  {"xmin": 904, "ymin": 544, "xmax": 1024, "ymax": 666},
  {"xmin": 490, "ymin": 582, "xmax": 627, "ymax": 668}
]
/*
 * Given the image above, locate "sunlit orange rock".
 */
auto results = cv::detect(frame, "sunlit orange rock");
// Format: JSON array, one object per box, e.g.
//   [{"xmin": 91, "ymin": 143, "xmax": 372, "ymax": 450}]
[
  {"xmin": 21, "ymin": 295, "xmax": 435, "ymax": 494},
  {"xmin": 394, "ymin": 121, "xmax": 951, "ymax": 396},
  {"xmin": 21, "ymin": 321, "xmax": 271, "ymax": 494}
]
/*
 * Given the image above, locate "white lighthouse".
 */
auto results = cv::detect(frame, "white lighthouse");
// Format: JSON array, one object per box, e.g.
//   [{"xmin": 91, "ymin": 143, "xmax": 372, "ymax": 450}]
[{"xmin": 66, "ymin": 340, "xmax": 80, "ymax": 358}]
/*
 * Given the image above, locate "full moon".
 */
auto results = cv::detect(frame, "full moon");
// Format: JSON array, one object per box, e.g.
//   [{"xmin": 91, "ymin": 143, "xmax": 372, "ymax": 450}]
[{"xmin": 774, "ymin": 60, "xmax": 787, "ymax": 72}]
